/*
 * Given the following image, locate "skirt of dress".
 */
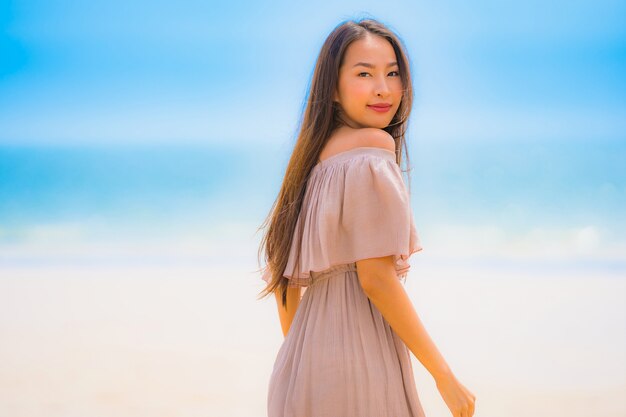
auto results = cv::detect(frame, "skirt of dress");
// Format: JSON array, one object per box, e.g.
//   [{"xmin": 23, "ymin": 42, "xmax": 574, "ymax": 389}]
[{"xmin": 267, "ymin": 262, "xmax": 427, "ymax": 417}]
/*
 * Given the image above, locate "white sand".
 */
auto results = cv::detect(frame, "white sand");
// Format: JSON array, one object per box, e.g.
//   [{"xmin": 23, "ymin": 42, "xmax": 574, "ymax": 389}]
[{"xmin": 0, "ymin": 263, "xmax": 624, "ymax": 417}]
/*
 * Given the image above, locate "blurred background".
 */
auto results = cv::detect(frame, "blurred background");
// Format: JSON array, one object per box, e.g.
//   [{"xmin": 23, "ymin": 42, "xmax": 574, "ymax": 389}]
[{"xmin": 1, "ymin": 1, "xmax": 624, "ymax": 416}]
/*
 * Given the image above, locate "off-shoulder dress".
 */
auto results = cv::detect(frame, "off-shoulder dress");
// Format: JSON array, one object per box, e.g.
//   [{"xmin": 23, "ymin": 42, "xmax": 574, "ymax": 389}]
[{"xmin": 261, "ymin": 146, "xmax": 426, "ymax": 417}]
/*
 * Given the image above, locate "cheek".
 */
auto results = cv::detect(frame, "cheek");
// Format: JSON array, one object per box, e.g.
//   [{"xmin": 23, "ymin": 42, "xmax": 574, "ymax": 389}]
[
  {"xmin": 342, "ymin": 79, "xmax": 370, "ymax": 101},
  {"xmin": 390, "ymin": 79, "xmax": 404, "ymax": 96}
]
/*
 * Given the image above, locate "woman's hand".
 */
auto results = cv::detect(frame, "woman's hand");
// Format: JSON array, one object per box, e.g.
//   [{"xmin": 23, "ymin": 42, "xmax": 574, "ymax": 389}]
[{"xmin": 435, "ymin": 372, "xmax": 476, "ymax": 417}]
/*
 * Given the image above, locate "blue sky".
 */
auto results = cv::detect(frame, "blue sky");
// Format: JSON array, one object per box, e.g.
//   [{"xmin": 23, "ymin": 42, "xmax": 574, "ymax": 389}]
[{"xmin": 1, "ymin": 0, "xmax": 624, "ymax": 144}]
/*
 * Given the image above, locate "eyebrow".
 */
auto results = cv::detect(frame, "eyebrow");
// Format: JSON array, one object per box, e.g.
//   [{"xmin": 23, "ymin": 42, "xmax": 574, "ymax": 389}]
[{"xmin": 352, "ymin": 62, "xmax": 398, "ymax": 68}]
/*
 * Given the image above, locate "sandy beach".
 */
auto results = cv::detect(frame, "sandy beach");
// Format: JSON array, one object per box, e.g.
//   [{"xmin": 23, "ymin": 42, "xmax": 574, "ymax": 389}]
[{"xmin": 1, "ymin": 262, "xmax": 623, "ymax": 417}]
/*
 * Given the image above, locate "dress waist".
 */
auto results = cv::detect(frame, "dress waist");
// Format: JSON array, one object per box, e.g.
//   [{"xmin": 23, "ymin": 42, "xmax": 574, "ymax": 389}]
[{"xmin": 309, "ymin": 262, "xmax": 357, "ymax": 285}]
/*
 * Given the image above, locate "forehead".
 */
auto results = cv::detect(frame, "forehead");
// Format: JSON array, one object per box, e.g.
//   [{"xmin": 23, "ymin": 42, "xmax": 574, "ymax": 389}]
[{"xmin": 342, "ymin": 33, "xmax": 397, "ymax": 66}]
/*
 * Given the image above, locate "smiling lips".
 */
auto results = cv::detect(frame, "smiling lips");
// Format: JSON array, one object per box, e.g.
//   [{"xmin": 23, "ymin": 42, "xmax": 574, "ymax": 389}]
[{"xmin": 367, "ymin": 103, "xmax": 392, "ymax": 113}]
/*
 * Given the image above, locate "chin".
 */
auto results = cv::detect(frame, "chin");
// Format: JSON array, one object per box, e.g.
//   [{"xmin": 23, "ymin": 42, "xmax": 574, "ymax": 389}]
[
  {"xmin": 367, "ymin": 121, "xmax": 392, "ymax": 129},
  {"xmin": 350, "ymin": 117, "xmax": 392, "ymax": 129}
]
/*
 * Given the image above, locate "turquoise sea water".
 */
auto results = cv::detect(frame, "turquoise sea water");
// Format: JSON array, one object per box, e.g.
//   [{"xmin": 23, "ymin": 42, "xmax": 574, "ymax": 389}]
[{"xmin": 0, "ymin": 139, "xmax": 624, "ymax": 271}]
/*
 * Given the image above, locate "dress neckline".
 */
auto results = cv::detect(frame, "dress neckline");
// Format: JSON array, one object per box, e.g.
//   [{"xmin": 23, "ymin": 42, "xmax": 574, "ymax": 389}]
[{"xmin": 313, "ymin": 147, "xmax": 396, "ymax": 171}]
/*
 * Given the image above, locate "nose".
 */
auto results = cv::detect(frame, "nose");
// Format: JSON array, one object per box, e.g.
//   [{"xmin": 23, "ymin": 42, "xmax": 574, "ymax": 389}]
[{"xmin": 374, "ymin": 75, "xmax": 391, "ymax": 97}]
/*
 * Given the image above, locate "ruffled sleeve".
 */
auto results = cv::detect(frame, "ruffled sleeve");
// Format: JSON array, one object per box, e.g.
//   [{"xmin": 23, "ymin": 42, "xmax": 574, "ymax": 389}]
[
  {"xmin": 338, "ymin": 152, "xmax": 422, "ymax": 278},
  {"xmin": 264, "ymin": 149, "xmax": 423, "ymax": 287}
]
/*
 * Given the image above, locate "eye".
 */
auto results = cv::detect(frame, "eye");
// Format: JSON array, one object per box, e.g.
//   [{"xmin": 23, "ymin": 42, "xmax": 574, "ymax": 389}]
[
  {"xmin": 388, "ymin": 71, "xmax": 400, "ymax": 76},
  {"xmin": 357, "ymin": 72, "xmax": 371, "ymax": 77}
]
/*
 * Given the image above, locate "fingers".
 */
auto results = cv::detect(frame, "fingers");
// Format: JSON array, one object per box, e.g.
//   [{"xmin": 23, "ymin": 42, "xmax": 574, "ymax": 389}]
[
  {"xmin": 455, "ymin": 402, "xmax": 470, "ymax": 417},
  {"xmin": 458, "ymin": 389, "xmax": 476, "ymax": 417},
  {"xmin": 467, "ymin": 390, "xmax": 476, "ymax": 417}
]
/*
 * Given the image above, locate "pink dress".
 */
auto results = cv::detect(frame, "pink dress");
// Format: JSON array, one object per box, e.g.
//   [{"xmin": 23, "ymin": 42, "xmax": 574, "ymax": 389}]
[{"xmin": 261, "ymin": 147, "xmax": 426, "ymax": 417}]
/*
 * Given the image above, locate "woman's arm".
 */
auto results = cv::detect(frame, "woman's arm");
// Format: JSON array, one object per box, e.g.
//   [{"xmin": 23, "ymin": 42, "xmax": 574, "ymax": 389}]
[
  {"xmin": 274, "ymin": 286, "xmax": 302, "ymax": 338},
  {"xmin": 356, "ymin": 255, "xmax": 476, "ymax": 417},
  {"xmin": 356, "ymin": 255, "xmax": 452, "ymax": 379}
]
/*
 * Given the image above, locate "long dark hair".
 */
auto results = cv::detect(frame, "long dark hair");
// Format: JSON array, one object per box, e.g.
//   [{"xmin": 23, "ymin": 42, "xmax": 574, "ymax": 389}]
[{"xmin": 256, "ymin": 18, "xmax": 414, "ymax": 307}]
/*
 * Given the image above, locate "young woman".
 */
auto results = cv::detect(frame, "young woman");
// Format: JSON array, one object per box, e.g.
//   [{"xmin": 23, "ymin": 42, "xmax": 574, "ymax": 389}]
[{"xmin": 257, "ymin": 18, "xmax": 476, "ymax": 417}]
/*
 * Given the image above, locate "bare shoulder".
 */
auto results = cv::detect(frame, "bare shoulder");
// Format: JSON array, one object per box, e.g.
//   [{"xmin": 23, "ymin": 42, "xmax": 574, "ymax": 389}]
[
  {"xmin": 351, "ymin": 127, "xmax": 395, "ymax": 152},
  {"xmin": 320, "ymin": 127, "xmax": 395, "ymax": 161}
]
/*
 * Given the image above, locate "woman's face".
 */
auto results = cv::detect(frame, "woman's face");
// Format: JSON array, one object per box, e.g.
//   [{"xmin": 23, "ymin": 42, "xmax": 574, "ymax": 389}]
[{"xmin": 334, "ymin": 33, "xmax": 403, "ymax": 129}]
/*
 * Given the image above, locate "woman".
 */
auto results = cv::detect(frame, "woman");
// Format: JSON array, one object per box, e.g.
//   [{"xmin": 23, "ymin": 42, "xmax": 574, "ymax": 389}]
[{"xmin": 257, "ymin": 17, "xmax": 476, "ymax": 417}]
